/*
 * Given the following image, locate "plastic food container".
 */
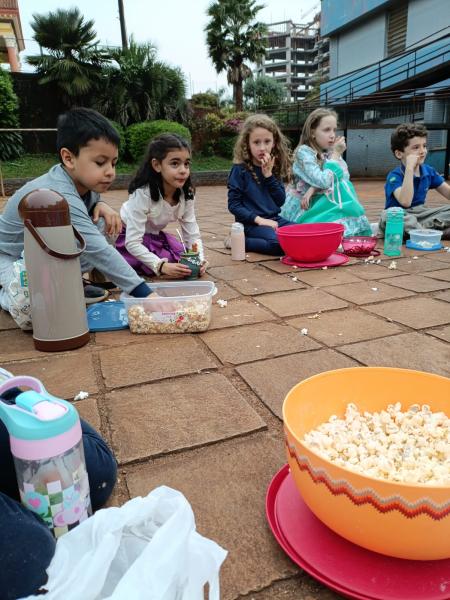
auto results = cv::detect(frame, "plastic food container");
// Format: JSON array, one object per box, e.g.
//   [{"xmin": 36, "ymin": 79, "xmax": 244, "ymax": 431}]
[
  {"xmin": 341, "ymin": 236, "xmax": 378, "ymax": 257},
  {"xmin": 409, "ymin": 229, "xmax": 443, "ymax": 248},
  {"xmin": 121, "ymin": 281, "xmax": 216, "ymax": 334}
]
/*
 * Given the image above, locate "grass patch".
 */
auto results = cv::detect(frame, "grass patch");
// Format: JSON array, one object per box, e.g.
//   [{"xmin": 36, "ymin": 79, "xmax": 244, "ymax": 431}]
[{"xmin": 1, "ymin": 154, "xmax": 231, "ymax": 179}]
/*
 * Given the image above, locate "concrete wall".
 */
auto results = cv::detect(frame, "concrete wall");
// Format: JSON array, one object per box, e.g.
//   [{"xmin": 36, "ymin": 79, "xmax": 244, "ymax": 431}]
[
  {"xmin": 321, "ymin": 0, "xmax": 391, "ymax": 36},
  {"xmin": 406, "ymin": 0, "xmax": 450, "ymax": 46},
  {"xmin": 334, "ymin": 13, "xmax": 386, "ymax": 76}
]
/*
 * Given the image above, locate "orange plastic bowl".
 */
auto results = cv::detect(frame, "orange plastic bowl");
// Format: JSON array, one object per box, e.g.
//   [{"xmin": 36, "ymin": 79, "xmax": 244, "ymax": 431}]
[{"xmin": 283, "ymin": 367, "xmax": 450, "ymax": 560}]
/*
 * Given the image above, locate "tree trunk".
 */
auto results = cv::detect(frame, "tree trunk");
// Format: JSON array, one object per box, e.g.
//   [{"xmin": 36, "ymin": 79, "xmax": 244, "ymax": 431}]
[
  {"xmin": 118, "ymin": 0, "xmax": 128, "ymax": 50},
  {"xmin": 235, "ymin": 80, "xmax": 243, "ymax": 112}
]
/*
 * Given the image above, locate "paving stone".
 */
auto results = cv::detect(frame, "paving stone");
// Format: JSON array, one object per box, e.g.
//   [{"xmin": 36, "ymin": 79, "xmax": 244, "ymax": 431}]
[
  {"xmin": 429, "ymin": 251, "xmax": 450, "ymax": 263},
  {"xmin": 125, "ymin": 435, "xmax": 296, "ymax": 599},
  {"xmin": 323, "ymin": 281, "xmax": 414, "ymax": 305},
  {"xmin": 94, "ymin": 329, "xmax": 172, "ymax": 347},
  {"xmin": 433, "ymin": 290, "xmax": 450, "ymax": 302},
  {"xmin": 245, "ymin": 252, "xmax": 278, "ymax": 262},
  {"xmin": 6, "ymin": 353, "xmax": 99, "ymax": 399},
  {"xmin": 0, "ymin": 310, "xmax": 17, "ymax": 331},
  {"xmin": 200, "ymin": 322, "xmax": 321, "ymax": 364},
  {"xmin": 339, "ymin": 332, "xmax": 450, "ymax": 377},
  {"xmin": 422, "ymin": 268, "xmax": 450, "ymax": 282},
  {"xmin": 212, "ymin": 281, "xmax": 241, "ymax": 301},
  {"xmin": 246, "ymin": 576, "xmax": 340, "ymax": 600},
  {"xmin": 99, "ymin": 336, "xmax": 217, "ymax": 388},
  {"xmin": 293, "ymin": 268, "xmax": 363, "ymax": 287},
  {"xmin": 208, "ymin": 298, "xmax": 274, "ymax": 329},
  {"xmin": 380, "ymin": 256, "xmax": 449, "ymax": 273},
  {"xmin": 425, "ymin": 324, "xmax": 450, "ymax": 343},
  {"xmin": 107, "ymin": 373, "xmax": 266, "ymax": 463},
  {"xmin": 228, "ymin": 270, "xmax": 305, "ymax": 295},
  {"xmin": 208, "ymin": 263, "xmax": 261, "ymax": 281},
  {"xmin": 342, "ymin": 263, "xmax": 407, "ymax": 280},
  {"xmin": 236, "ymin": 350, "xmax": 358, "ymax": 418},
  {"xmin": 287, "ymin": 308, "xmax": 403, "ymax": 346},
  {"xmin": 260, "ymin": 259, "xmax": 298, "ymax": 273},
  {"xmin": 0, "ymin": 329, "xmax": 45, "ymax": 361},
  {"xmin": 256, "ymin": 289, "xmax": 348, "ymax": 317},
  {"xmin": 205, "ymin": 249, "xmax": 236, "ymax": 268},
  {"xmin": 363, "ymin": 297, "xmax": 450, "ymax": 329},
  {"xmin": 379, "ymin": 274, "xmax": 450, "ymax": 292},
  {"xmin": 74, "ymin": 396, "xmax": 101, "ymax": 431}
]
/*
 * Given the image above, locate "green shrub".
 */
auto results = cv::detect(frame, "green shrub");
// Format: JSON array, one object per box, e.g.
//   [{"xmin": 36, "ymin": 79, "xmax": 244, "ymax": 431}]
[
  {"xmin": 126, "ymin": 120, "xmax": 191, "ymax": 162},
  {"xmin": 0, "ymin": 69, "xmax": 23, "ymax": 160},
  {"xmin": 216, "ymin": 135, "xmax": 237, "ymax": 159},
  {"xmin": 108, "ymin": 119, "xmax": 126, "ymax": 160}
]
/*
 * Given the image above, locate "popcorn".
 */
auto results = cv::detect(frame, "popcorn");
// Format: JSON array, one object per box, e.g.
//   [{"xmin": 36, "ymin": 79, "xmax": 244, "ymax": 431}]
[
  {"xmin": 388, "ymin": 261, "xmax": 397, "ymax": 270},
  {"xmin": 302, "ymin": 403, "xmax": 450, "ymax": 485},
  {"xmin": 74, "ymin": 391, "xmax": 89, "ymax": 401},
  {"xmin": 127, "ymin": 300, "xmax": 210, "ymax": 334},
  {"xmin": 216, "ymin": 299, "xmax": 227, "ymax": 308},
  {"xmin": 300, "ymin": 328, "xmax": 308, "ymax": 335}
]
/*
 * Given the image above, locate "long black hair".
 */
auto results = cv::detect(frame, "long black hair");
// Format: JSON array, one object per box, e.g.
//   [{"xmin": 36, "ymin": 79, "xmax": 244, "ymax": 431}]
[{"xmin": 128, "ymin": 133, "xmax": 195, "ymax": 201}]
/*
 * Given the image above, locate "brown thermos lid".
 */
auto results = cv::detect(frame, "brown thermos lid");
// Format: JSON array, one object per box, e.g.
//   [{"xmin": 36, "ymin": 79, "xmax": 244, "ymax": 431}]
[{"xmin": 18, "ymin": 189, "xmax": 70, "ymax": 227}]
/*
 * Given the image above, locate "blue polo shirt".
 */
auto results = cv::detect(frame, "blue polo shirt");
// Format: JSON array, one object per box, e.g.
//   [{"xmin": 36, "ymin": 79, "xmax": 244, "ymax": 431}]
[{"xmin": 385, "ymin": 164, "xmax": 444, "ymax": 209}]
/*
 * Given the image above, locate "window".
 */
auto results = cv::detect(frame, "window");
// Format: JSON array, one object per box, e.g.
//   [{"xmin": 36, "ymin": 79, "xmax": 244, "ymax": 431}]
[{"xmin": 386, "ymin": 3, "xmax": 408, "ymax": 57}]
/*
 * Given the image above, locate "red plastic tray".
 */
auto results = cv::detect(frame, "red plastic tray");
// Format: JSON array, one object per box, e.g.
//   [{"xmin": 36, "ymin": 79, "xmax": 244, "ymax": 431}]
[
  {"xmin": 281, "ymin": 252, "xmax": 349, "ymax": 269},
  {"xmin": 266, "ymin": 465, "xmax": 450, "ymax": 600}
]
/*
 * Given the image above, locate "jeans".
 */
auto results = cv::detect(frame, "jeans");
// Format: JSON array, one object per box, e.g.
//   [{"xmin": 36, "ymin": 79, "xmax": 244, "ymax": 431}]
[
  {"xmin": 244, "ymin": 217, "xmax": 293, "ymax": 255},
  {"xmin": 0, "ymin": 414, "xmax": 117, "ymax": 600}
]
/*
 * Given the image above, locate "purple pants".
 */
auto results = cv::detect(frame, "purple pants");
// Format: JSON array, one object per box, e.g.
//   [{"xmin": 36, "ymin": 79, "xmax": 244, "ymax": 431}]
[{"xmin": 116, "ymin": 227, "xmax": 184, "ymax": 276}]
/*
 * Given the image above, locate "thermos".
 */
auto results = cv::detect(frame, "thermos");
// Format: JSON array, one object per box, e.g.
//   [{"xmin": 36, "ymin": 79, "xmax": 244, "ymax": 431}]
[
  {"xmin": 384, "ymin": 207, "xmax": 404, "ymax": 257},
  {"xmin": 230, "ymin": 222, "xmax": 246, "ymax": 261},
  {"xmin": 18, "ymin": 189, "xmax": 90, "ymax": 351},
  {"xmin": 0, "ymin": 375, "xmax": 92, "ymax": 538}
]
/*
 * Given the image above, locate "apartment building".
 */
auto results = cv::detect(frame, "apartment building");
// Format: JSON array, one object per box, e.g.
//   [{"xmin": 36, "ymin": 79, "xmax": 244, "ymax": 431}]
[{"xmin": 0, "ymin": 0, "xmax": 24, "ymax": 72}]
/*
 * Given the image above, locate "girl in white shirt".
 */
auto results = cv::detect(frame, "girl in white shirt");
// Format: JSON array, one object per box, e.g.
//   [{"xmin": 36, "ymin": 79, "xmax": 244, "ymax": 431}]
[{"xmin": 116, "ymin": 134, "xmax": 205, "ymax": 278}]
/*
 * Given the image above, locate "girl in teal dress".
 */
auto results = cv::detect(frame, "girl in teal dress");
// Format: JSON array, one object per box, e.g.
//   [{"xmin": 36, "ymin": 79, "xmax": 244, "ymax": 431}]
[{"xmin": 280, "ymin": 108, "xmax": 372, "ymax": 237}]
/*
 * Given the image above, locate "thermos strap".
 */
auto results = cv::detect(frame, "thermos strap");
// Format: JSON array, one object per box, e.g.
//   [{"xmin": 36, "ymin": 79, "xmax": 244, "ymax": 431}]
[{"xmin": 24, "ymin": 220, "xmax": 86, "ymax": 259}]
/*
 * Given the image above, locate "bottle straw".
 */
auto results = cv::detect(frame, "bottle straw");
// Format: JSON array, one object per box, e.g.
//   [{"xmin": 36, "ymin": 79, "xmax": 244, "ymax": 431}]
[{"xmin": 176, "ymin": 229, "xmax": 187, "ymax": 253}]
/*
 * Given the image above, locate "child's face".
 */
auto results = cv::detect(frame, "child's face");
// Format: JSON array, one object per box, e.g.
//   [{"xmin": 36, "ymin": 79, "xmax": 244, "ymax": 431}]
[
  {"xmin": 152, "ymin": 148, "xmax": 191, "ymax": 195},
  {"xmin": 395, "ymin": 136, "xmax": 428, "ymax": 166},
  {"xmin": 61, "ymin": 138, "xmax": 118, "ymax": 196},
  {"xmin": 312, "ymin": 116, "xmax": 337, "ymax": 151},
  {"xmin": 248, "ymin": 127, "xmax": 274, "ymax": 165}
]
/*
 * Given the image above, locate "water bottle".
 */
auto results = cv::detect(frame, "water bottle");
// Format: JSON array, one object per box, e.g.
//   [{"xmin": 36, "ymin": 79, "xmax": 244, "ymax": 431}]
[
  {"xmin": 0, "ymin": 375, "xmax": 92, "ymax": 538},
  {"xmin": 18, "ymin": 189, "xmax": 90, "ymax": 352},
  {"xmin": 384, "ymin": 207, "xmax": 404, "ymax": 257},
  {"xmin": 230, "ymin": 222, "xmax": 246, "ymax": 261}
]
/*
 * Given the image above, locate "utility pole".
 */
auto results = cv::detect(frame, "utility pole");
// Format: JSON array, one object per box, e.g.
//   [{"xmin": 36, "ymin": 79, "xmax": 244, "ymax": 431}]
[{"xmin": 118, "ymin": 0, "xmax": 128, "ymax": 50}]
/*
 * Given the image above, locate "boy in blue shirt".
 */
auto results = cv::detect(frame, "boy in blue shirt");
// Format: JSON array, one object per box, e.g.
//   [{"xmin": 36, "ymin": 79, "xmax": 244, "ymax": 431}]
[
  {"xmin": 380, "ymin": 123, "xmax": 450, "ymax": 239},
  {"xmin": 0, "ymin": 108, "xmax": 153, "ymax": 319}
]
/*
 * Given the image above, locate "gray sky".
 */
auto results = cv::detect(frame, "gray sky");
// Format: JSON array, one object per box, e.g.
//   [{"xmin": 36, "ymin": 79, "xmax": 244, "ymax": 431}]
[{"xmin": 18, "ymin": 0, "xmax": 319, "ymax": 96}]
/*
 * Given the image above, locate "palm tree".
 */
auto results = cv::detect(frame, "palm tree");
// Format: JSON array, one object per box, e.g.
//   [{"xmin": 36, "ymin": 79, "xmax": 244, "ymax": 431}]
[
  {"xmin": 95, "ymin": 38, "xmax": 187, "ymax": 126},
  {"xmin": 26, "ymin": 8, "xmax": 110, "ymax": 106},
  {"xmin": 205, "ymin": 0, "xmax": 267, "ymax": 111}
]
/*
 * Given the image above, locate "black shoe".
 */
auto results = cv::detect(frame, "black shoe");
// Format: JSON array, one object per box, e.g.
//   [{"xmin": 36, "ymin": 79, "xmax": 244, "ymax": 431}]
[{"xmin": 83, "ymin": 281, "xmax": 109, "ymax": 305}]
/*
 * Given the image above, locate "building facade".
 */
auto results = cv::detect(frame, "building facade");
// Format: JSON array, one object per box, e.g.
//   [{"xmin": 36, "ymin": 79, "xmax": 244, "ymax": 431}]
[{"xmin": 0, "ymin": 0, "xmax": 24, "ymax": 72}]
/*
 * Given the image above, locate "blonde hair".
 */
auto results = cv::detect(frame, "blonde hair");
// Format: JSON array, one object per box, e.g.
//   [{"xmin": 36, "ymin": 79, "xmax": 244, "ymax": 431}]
[
  {"xmin": 233, "ymin": 114, "xmax": 292, "ymax": 182},
  {"xmin": 299, "ymin": 108, "xmax": 338, "ymax": 159}
]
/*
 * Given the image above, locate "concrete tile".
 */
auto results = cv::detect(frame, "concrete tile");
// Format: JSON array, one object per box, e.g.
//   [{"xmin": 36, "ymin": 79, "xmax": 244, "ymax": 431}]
[
  {"xmin": 339, "ymin": 332, "xmax": 450, "ymax": 377},
  {"xmin": 212, "ymin": 281, "xmax": 241, "ymax": 301},
  {"xmin": 74, "ymin": 396, "xmax": 101, "ymax": 431},
  {"xmin": 287, "ymin": 308, "xmax": 403, "ymax": 346},
  {"xmin": 6, "ymin": 353, "xmax": 99, "ymax": 399},
  {"xmin": 205, "ymin": 249, "xmax": 236, "ymax": 268},
  {"xmin": 245, "ymin": 252, "xmax": 278, "ymax": 262},
  {"xmin": 0, "ymin": 329, "xmax": 45, "ymax": 361},
  {"xmin": 247, "ymin": 577, "xmax": 340, "ymax": 600},
  {"xmin": 260, "ymin": 259, "xmax": 298, "ymax": 273},
  {"xmin": 256, "ymin": 289, "xmax": 348, "ymax": 317},
  {"xmin": 0, "ymin": 310, "xmax": 18, "ymax": 331},
  {"xmin": 208, "ymin": 264, "xmax": 259, "ymax": 281},
  {"xmin": 430, "ymin": 251, "xmax": 450, "ymax": 263},
  {"xmin": 379, "ymin": 274, "xmax": 450, "ymax": 293},
  {"xmin": 236, "ymin": 350, "xmax": 358, "ymax": 418},
  {"xmin": 228, "ymin": 271, "xmax": 305, "ymax": 296},
  {"xmin": 209, "ymin": 298, "xmax": 274, "ymax": 329},
  {"xmin": 99, "ymin": 336, "xmax": 217, "ymax": 388},
  {"xmin": 434, "ymin": 290, "xmax": 450, "ymax": 302},
  {"xmin": 363, "ymin": 297, "xmax": 450, "ymax": 329},
  {"xmin": 125, "ymin": 435, "xmax": 296, "ymax": 599},
  {"xmin": 342, "ymin": 263, "xmax": 407, "ymax": 280},
  {"xmin": 293, "ymin": 268, "xmax": 363, "ymax": 287},
  {"xmin": 380, "ymin": 256, "xmax": 449, "ymax": 273},
  {"xmin": 108, "ymin": 373, "xmax": 266, "ymax": 463},
  {"xmin": 422, "ymin": 268, "xmax": 450, "ymax": 282},
  {"xmin": 94, "ymin": 330, "xmax": 172, "ymax": 347},
  {"xmin": 323, "ymin": 281, "xmax": 414, "ymax": 305},
  {"xmin": 425, "ymin": 324, "xmax": 450, "ymax": 343},
  {"xmin": 200, "ymin": 322, "xmax": 321, "ymax": 364}
]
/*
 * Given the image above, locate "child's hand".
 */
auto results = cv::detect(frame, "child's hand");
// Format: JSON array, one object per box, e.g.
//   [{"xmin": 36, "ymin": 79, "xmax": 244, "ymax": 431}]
[
  {"xmin": 260, "ymin": 152, "xmax": 275, "ymax": 178},
  {"xmin": 256, "ymin": 217, "xmax": 278, "ymax": 230},
  {"xmin": 405, "ymin": 153, "xmax": 420, "ymax": 170},
  {"xmin": 92, "ymin": 202, "xmax": 122, "ymax": 236},
  {"xmin": 199, "ymin": 260, "xmax": 208, "ymax": 276},
  {"xmin": 332, "ymin": 136, "xmax": 346, "ymax": 155},
  {"xmin": 301, "ymin": 188, "xmax": 315, "ymax": 210},
  {"xmin": 161, "ymin": 262, "xmax": 192, "ymax": 278}
]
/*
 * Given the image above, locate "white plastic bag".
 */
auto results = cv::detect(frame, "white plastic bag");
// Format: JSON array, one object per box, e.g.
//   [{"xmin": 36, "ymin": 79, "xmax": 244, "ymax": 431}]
[
  {"xmin": 7, "ymin": 252, "xmax": 32, "ymax": 330},
  {"xmin": 21, "ymin": 486, "xmax": 227, "ymax": 600}
]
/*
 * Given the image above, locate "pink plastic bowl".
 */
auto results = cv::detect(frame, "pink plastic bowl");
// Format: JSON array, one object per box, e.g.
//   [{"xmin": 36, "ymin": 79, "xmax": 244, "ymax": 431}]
[
  {"xmin": 277, "ymin": 223, "xmax": 344, "ymax": 262},
  {"xmin": 341, "ymin": 236, "xmax": 378, "ymax": 257}
]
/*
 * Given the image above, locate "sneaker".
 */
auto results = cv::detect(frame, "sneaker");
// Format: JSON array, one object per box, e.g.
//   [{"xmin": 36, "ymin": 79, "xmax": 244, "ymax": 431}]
[
  {"xmin": 83, "ymin": 282, "xmax": 109, "ymax": 305},
  {"xmin": 223, "ymin": 236, "xmax": 232, "ymax": 249}
]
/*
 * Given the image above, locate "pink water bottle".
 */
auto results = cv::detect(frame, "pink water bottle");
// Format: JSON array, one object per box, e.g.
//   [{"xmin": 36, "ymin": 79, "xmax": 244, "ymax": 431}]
[
  {"xmin": 231, "ymin": 222, "xmax": 246, "ymax": 260},
  {"xmin": 0, "ymin": 376, "xmax": 92, "ymax": 538}
]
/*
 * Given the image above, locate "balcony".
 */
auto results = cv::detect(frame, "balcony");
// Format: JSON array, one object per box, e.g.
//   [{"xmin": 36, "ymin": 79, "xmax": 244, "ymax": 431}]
[{"xmin": 320, "ymin": 32, "xmax": 450, "ymax": 105}]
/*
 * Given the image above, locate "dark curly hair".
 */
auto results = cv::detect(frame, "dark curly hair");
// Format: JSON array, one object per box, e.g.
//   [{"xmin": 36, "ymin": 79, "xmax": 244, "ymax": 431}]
[{"xmin": 391, "ymin": 123, "xmax": 427, "ymax": 155}]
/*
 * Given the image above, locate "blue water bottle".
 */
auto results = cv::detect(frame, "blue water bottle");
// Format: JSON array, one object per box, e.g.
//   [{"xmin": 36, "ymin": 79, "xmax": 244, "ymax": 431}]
[{"xmin": 384, "ymin": 207, "xmax": 404, "ymax": 257}]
